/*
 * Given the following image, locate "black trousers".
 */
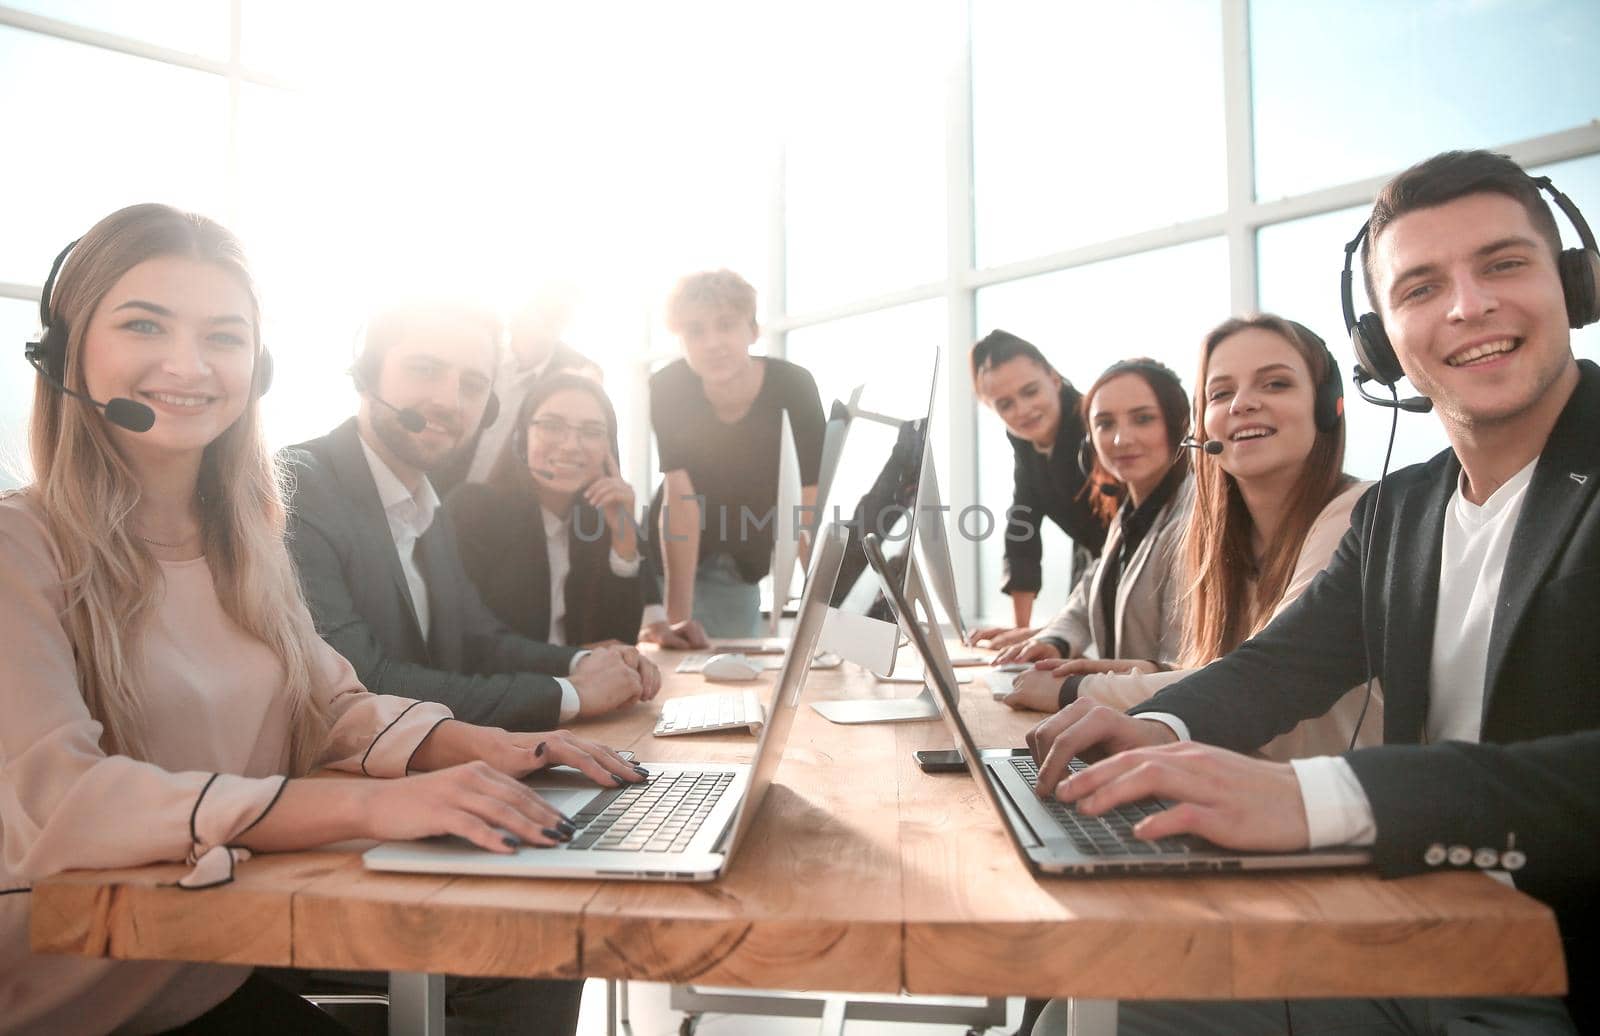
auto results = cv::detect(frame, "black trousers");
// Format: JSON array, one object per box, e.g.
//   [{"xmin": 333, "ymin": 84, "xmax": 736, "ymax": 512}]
[{"xmin": 161, "ymin": 972, "xmax": 353, "ymax": 1035}]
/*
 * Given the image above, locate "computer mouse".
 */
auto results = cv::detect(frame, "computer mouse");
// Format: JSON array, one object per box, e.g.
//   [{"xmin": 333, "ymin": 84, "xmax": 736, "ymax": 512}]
[
  {"xmin": 811, "ymin": 651, "xmax": 843, "ymax": 669},
  {"xmin": 701, "ymin": 653, "xmax": 761, "ymax": 682}
]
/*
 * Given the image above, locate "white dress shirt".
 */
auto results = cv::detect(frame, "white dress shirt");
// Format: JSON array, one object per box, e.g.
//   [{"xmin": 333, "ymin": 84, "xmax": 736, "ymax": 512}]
[
  {"xmin": 539, "ymin": 504, "xmax": 642, "ymax": 647},
  {"xmin": 358, "ymin": 436, "xmax": 584, "ymax": 720},
  {"xmin": 359, "ymin": 436, "xmax": 439, "ymax": 640}
]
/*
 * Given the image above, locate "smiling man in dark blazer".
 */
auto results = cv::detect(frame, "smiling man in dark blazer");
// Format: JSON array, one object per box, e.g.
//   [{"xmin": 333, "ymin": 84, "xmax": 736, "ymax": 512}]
[
  {"xmin": 283, "ymin": 299, "xmax": 659, "ymax": 735},
  {"xmin": 1028, "ymin": 151, "xmax": 1600, "ymax": 1034}
]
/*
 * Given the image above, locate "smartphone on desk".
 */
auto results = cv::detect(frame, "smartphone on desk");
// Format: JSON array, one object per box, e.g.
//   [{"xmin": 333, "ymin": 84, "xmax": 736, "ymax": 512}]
[
  {"xmin": 914, "ymin": 748, "xmax": 966, "ymax": 773},
  {"xmin": 914, "ymin": 746, "xmax": 1032, "ymax": 773}
]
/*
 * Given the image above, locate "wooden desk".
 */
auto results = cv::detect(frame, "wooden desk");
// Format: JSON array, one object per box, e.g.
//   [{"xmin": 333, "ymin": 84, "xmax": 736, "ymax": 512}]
[{"xmin": 30, "ymin": 651, "xmax": 1565, "ymax": 1029}]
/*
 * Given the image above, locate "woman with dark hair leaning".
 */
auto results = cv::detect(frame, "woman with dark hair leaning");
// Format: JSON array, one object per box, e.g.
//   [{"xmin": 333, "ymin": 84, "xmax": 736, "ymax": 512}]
[
  {"xmin": 0, "ymin": 205, "xmax": 643, "ymax": 1035},
  {"xmin": 1000, "ymin": 316, "xmax": 1382, "ymax": 760},
  {"xmin": 989, "ymin": 358, "xmax": 1195, "ymax": 673},
  {"xmin": 966, "ymin": 330, "xmax": 1108, "ymax": 647},
  {"xmin": 447, "ymin": 372, "xmax": 647, "ymax": 648}
]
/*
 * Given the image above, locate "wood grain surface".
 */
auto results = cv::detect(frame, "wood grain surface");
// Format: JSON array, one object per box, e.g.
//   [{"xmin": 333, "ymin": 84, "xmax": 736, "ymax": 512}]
[{"xmin": 30, "ymin": 646, "xmax": 1567, "ymax": 999}]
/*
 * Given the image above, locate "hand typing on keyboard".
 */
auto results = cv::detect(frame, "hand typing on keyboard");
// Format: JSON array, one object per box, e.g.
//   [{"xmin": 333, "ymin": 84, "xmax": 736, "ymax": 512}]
[{"xmin": 1026, "ymin": 699, "xmax": 1312, "ymax": 853}]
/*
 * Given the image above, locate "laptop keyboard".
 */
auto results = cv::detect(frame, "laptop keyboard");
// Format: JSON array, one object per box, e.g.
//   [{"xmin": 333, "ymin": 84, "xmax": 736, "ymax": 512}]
[
  {"xmin": 1009, "ymin": 756, "xmax": 1199, "ymax": 857},
  {"xmin": 566, "ymin": 770, "xmax": 736, "ymax": 852},
  {"xmin": 654, "ymin": 691, "xmax": 765, "ymax": 736}
]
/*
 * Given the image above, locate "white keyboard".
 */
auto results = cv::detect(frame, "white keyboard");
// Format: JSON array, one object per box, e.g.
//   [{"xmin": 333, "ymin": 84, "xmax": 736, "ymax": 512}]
[{"xmin": 654, "ymin": 690, "xmax": 766, "ymax": 737}]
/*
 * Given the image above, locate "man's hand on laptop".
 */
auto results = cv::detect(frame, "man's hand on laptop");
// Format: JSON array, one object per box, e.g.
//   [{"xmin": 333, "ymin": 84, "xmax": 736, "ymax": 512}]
[
  {"xmin": 571, "ymin": 648, "xmax": 648, "ymax": 715},
  {"xmin": 1026, "ymin": 700, "xmax": 1176, "ymax": 789},
  {"xmin": 1052, "ymin": 741, "xmax": 1311, "ymax": 853},
  {"xmin": 639, "ymin": 618, "xmax": 711, "ymax": 650}
]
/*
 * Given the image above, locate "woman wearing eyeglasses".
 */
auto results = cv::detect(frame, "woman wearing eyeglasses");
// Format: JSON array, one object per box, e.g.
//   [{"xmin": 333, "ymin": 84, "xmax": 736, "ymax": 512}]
[{"xmin": 448, "ymin": 373, "xmax": 647, "ymax": 647}]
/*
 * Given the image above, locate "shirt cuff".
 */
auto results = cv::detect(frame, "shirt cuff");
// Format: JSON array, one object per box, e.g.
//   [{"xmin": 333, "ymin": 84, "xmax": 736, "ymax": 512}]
[
  {"xmin": 641, "ymin": 604, "xmax": 668, "ymax": 628},
  {"xmin": 556, "ymin": 678, "xmax": 580, "ymax": 723},
  {"xmin": 1038, "ymin": 636, "xmax": 1072, "ymax": 657},
  {"xmin": 1289, "ymin": 756, "xmax": 1378, "ymax": 848},
  {"xmin": 566, "ymin": 649, "xmax": 590, "ymax": 675},
  {"xmin": 1057, "ymin": 674, "xmax": 1087, "ymax": 710},
  {"xmin": 1136, "ymin": 711, "xmax": 1191, "ymax": 742},
  {"xmin": 609, "ymin": 549, "xmax": 641, "ymax": 578}
]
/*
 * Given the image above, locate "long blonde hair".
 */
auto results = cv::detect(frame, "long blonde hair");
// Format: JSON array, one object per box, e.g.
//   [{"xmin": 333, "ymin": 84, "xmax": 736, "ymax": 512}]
[
  {"xmin": 28, "ymin": 203, "xmax": 330, "ymax": 774},
  {"xmin": 1179, "ymin": 314, "xmax": 1349, "ymax": 668}
]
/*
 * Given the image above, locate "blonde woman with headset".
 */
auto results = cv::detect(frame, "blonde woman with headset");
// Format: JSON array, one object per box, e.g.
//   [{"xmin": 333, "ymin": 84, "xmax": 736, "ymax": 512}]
[{"xmin": 0, "ymin": 204, "xmax": 643, "ymax": 1034}]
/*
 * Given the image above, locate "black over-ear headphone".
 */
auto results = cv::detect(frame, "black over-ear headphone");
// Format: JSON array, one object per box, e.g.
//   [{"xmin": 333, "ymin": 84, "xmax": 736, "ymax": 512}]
[
  {"xmin": 1075, "ymin": 358, "xmax": 1188, "ymax": 479},
  {"xmin": 1283, "ymin": 319, "xmax": 1344, "ymax": 434},
  {"xmin": 25, "ymin": 236, "xmax": 276, "ymax": 402},
  {"xmin": 1340, "ymin": 174, "xmax": 1600, "ymax": 399}
]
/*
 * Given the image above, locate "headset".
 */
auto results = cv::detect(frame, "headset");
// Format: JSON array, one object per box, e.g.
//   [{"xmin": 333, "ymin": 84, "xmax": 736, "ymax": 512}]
[
  {"xmin": 1336, "ymin": 170, "xmax": 1600, "ymax": 753},
  {"xmin": 351, "ymin": 325, "xmax": 500, "ymax": 434},
  {"xmin": 1176, "ymin": 319, "xmax": 1343, "ymax": 456},
  {"xmin": 1075, "ymin": 358, "xmax": 1188, "ymax": 480},
  {"xmin": 24, "ymin": 237, "xmax": 274, "ymax": 433},
  {"xmin": 1286, "ymin": 319, "xmax": 1345, "ymax": 434},
  {"xmin": 1340, "ymin": 173, "xmax": 1600, "ymax": 410}
]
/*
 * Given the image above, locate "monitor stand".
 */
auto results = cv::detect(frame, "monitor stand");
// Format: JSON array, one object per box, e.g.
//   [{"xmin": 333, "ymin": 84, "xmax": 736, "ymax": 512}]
[
  {"xmin": 811, "ymin": 688, "xmax": 940, "ymax": 725},
  {"xmin": 813, "ymin": 559, "xmax": 943, "ymax": 725}
]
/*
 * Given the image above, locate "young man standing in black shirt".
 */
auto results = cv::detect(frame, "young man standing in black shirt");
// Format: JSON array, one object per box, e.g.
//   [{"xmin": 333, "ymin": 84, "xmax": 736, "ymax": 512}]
[{"xmin": 643, "ymin": 270, "xmax": 825, "ymax": 643}]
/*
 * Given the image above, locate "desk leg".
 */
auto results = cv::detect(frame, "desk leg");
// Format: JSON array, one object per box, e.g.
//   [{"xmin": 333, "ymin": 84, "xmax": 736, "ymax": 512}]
[
  {"xmin": 388, "ymin": 972, "xmax": 445, "ymax": 1036},
  {"xmin": 1067, "ymin": 998, "xmax": 1117, "ymax": 1036}
]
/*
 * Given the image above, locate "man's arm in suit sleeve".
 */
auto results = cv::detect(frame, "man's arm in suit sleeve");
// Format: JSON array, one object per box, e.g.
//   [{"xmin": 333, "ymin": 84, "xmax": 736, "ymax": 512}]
[
  {"xmin": 285, "ymin": 472, "xmax": 564, "ymax": 733},
  {"xmin": 1344, "ymin": 731, "xmax": 1600, "ymax": 885},
  {"xmin": 1127, "ymin": 487, "xmax": 1378, "ymax": 752}
]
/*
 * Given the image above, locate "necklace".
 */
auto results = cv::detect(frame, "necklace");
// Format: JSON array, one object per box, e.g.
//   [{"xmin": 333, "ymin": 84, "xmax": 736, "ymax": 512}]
[{"xmin": 135, "ymin": 529, "xmax": 200, "ymax": 550}]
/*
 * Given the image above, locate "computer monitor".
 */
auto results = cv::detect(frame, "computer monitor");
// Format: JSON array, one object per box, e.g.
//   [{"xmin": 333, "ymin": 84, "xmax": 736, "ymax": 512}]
[
  {"xmin": 811, "ymin": 350, "xmax": 940, "ymax": 678},
  {"xmin": 767, "ymin": 409, "xmax": 803, "ymax": 637}
]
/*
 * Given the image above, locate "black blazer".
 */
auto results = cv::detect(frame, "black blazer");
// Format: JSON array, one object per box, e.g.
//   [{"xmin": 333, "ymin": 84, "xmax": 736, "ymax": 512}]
[
  {"xmin": 1001, "ymin": 381, "xmax": 1106, "ymax": 596},
  {"xmin": 1132, "ymin": 360, "xmax": 1600, "ymax": 1029},
  {"xmin": 282, "ymin": 418, "xmax": 579, "ymax": 732},
  {"xmin": 446, "ymin": 482, "xmax": 645, "ymax": 647}
]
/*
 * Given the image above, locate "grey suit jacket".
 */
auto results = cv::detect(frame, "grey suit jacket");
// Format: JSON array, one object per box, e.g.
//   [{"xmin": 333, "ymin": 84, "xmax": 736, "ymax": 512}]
[
  {"xmin": 282, "ymin": 418, "xmax": 578, "ymax": 732},
  {"xmin": 1037, "ymin": 472, "xmax": 1193, "ymax": 664}
]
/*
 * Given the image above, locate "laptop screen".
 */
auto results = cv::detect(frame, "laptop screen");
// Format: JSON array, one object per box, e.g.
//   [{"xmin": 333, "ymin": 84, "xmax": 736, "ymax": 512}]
[
  {"xmin": 716, "ymin": 521, "xmax": 849, "ymax": 860},
  {"xmin": 858, "ymin": 531, "xmax": 1042, "ymax": 861}
]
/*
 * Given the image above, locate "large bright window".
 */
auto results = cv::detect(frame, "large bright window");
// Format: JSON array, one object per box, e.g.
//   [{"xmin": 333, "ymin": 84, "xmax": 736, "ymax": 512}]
[
  {"xmin": 0, "ymin": 25, "xmax": 229, "ymax": 286},
  {"xmin": 1251, "ymin": 0, "xmax": 1600, "ymax": 200},
  {"xmin": 782, "ymin": 1, "xmax": 955, "ymax": 313},
  {"xmin": 972, "ymin": 0, "xmax": 1226, "ymax": 268}
]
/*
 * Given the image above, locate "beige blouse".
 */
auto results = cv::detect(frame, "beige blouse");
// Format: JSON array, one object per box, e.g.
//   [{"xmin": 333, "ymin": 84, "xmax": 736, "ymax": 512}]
[
  {"xmin": 0, "ymin": 492, "xmax": 452, "ymax": 1036},
  {"xmin": 1077, "ymin": 481, "xmax": 1385, "ymax": 760}
]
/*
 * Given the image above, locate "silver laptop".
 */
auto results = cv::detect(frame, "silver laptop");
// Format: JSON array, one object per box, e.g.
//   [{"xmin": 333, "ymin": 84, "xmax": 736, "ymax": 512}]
[
  {"xmin": 860, "ymin": 533, "xmax": 1372, "ymax": 877},
  {"xmin": 362, "ymin": 522, "xmax": 849, "ymax": 882}
]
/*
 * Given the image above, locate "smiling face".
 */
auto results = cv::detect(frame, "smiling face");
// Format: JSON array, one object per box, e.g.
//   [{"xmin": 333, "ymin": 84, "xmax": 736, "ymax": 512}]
[
  {"xmin": 674, "ymin": 302, "xmax": 757, "ymax": 386},
  {"xmin": 78, "ymin": 255, "xmax": 258, "ymax": 462},
  {"xmin": 1202, "ymin": 327, "xmax": 1319, "ymax": 488},
  {"xmin": 975, "ymin": 356, "xmax": 1063, "ymax": 446},
  {"xmin": 1088, "ymin": 372, "xmax": 1173, "ymax": 503},
  {"xmin": 366, "ymin": 314, "xmax": 497, "ymax": 474},
  {"xmin": 1372, "ymin": 191, "xmax": 1574, "ymax": 430},
  {"xmin": 526, "ymin": 387, "xmax": 610, "ymax": 496}
]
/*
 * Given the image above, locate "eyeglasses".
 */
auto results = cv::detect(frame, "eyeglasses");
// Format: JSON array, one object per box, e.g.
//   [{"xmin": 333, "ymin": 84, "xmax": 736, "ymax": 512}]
[{"xmin": 529, "ymin": 416, "xmax": 608, "ymax": 446}]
